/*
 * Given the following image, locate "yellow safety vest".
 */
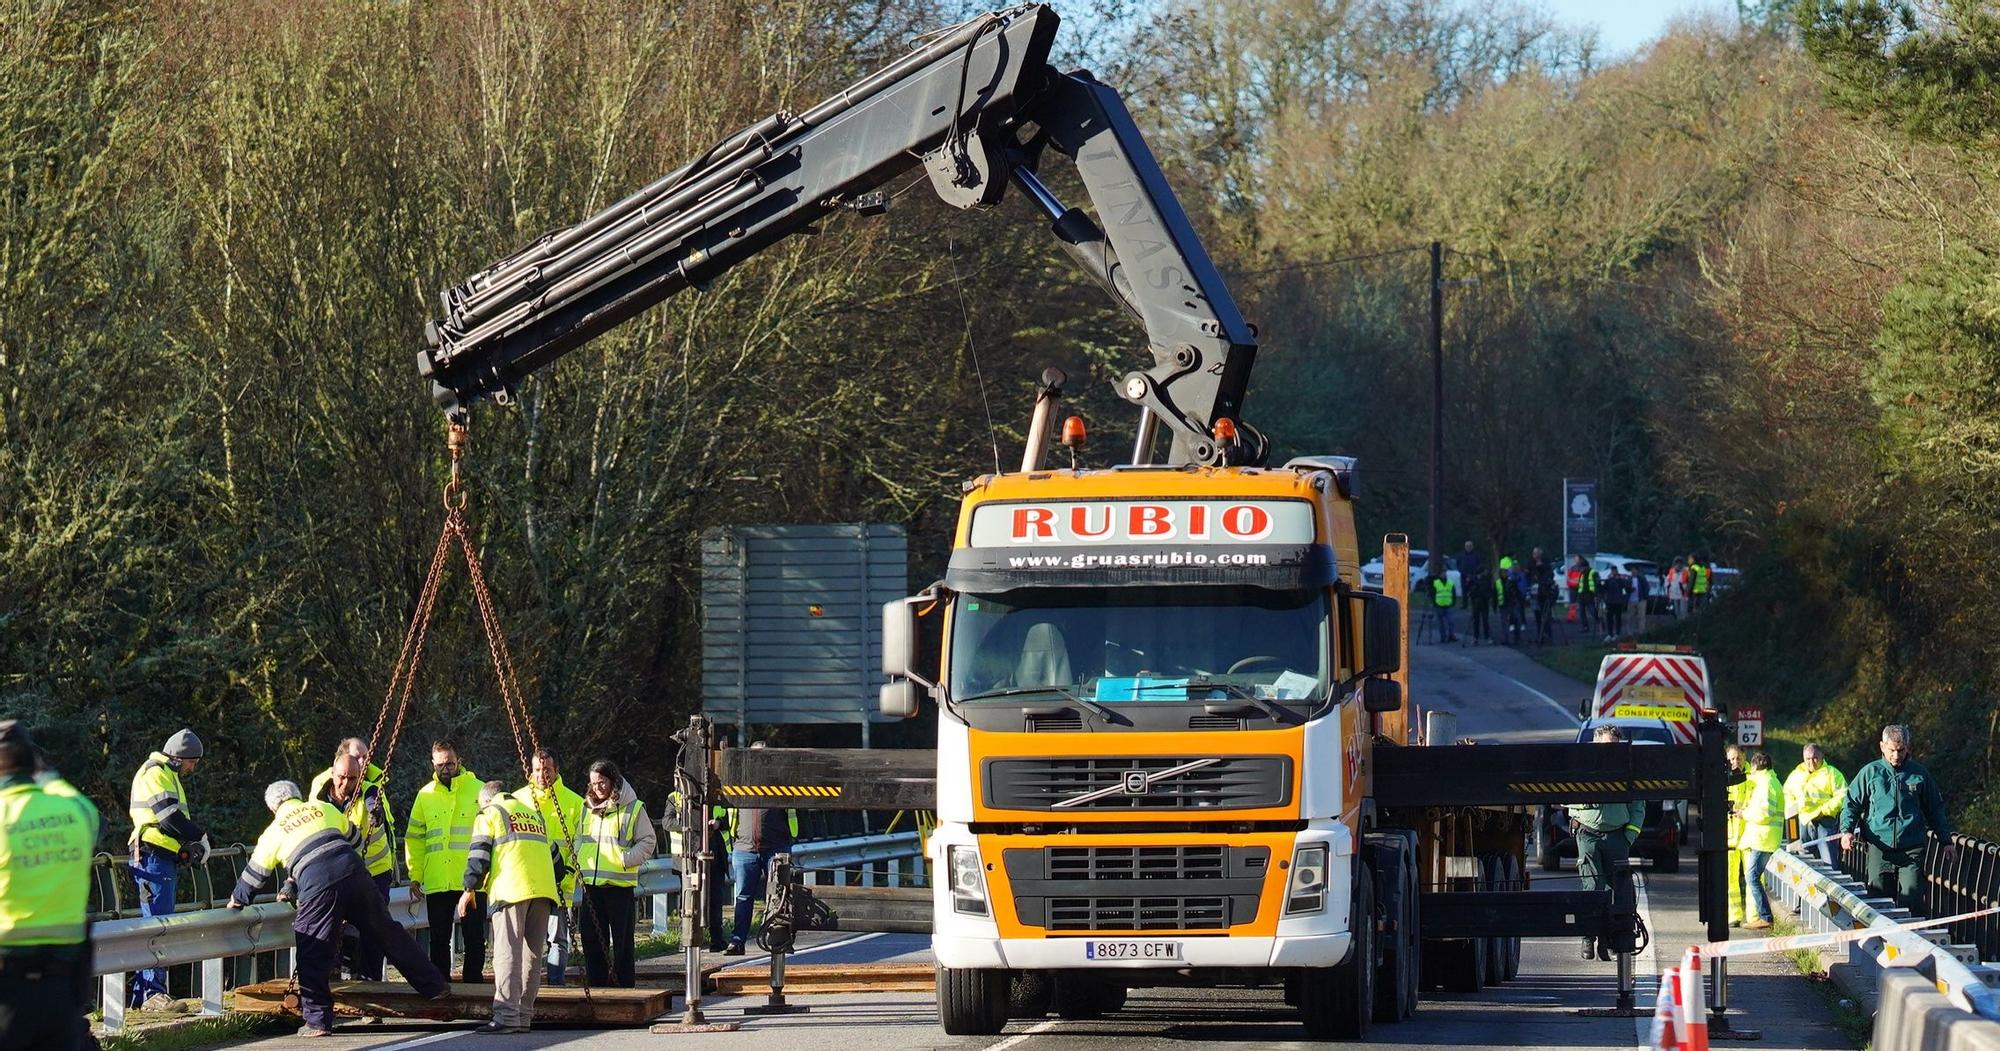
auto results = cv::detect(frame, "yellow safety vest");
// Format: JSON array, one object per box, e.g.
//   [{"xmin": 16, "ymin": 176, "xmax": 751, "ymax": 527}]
[
  {"xmin": 1691, "ymin": 564, "xmax": 1710, "ymax": 594},
  {"xmin": 237, "ymin": 799, "xmax": 356, "ymax": 902},
  {"xmin": 1725, "ymin": 775, "xmax": 1749, "ymax": 848},
  {"xmin": 580, "ymin": 799, "xmax": 648, "ymax": 888},
  {"xmin": 1782, "ymin": 763, "xmax": 1848, "ymax": 821},
  {"xmin": 310, "ymin": 763, "xmax": 395, "ymax": 878},
  {"xmin": 514, "ymin": 779, "xmax": 584, "ymax": 897},
  {"xmin": 0, "ymin": 778, "xmax": 100, "ymax": 947},
  {"xmin": 128, "ymin": 752, "xmax": 192, "ymax": 853},
  {"xmin": 1738, "ymin": 770, "xmax": 1783, "ymax": 853},
  {"xmin": 407, "ymin": 769, "xmax": 483, "ymax": 890},
  {"xmin": 1431, "ymin": 578, "xmax": 1453, "ymax": 608},
  {"xmin": 469, "ymin": 798, "xmax": 557, "ymax": 907}
]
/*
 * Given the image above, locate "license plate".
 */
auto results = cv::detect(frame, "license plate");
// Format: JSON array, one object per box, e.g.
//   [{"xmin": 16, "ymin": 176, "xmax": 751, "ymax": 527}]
[{"xmin": 1084, "ymin": 940, "xmax": 1182, "ymax": 961}]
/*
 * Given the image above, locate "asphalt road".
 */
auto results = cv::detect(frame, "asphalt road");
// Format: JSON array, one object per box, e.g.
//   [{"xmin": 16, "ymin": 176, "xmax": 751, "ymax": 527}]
[{"xmin": 218, "ymin": 643, "xmax": 1854, "ymax": 1051}]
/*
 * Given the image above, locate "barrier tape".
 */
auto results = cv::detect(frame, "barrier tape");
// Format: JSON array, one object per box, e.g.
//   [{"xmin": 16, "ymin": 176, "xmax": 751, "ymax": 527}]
[{"xmin": 1693, "ymin": 904, "xmax": 2000, "ymax": 959}]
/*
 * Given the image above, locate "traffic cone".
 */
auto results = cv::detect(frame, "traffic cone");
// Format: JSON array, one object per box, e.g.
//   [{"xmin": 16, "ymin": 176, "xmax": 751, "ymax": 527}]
[
  {"xmin": 1649, "ymin": 966, "xmax": 1680, "ymax": 1051},
  {"xmin": 1679, "ymin": 946, "xmax": 1709, "ymax": 1051}
]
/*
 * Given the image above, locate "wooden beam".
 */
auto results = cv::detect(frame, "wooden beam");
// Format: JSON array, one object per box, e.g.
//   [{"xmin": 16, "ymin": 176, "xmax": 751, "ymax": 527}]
[{"xmin": 231, "ymin": 980, "xmax": 671, "ymax": 1026}]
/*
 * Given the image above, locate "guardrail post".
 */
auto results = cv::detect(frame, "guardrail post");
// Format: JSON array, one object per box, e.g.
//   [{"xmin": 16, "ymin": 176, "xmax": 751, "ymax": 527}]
[
  {"xmin": 890, "ymin": 857, "xmax": 902, "ymax": 888},
  {"xmin": 201, "ymin": 956, "xmax": 223, "ymax": 1017},
  {"xmin": 653, "ymin": 892, "xmax": 672, "ymax": 937},
  {"xmin": 101, "ymin": 974, "xmax": 126, "ymax": 1035}
]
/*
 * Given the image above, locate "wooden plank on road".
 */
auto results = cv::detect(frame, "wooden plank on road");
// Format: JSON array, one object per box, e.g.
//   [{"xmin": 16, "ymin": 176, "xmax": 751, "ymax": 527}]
[{"xmin": 230, "ymin": 980, "xmax": 671, "ymax": 1026}]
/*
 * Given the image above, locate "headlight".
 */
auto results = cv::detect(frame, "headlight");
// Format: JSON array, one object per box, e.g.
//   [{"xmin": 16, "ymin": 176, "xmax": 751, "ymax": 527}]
[
  {"xmin": 1286, "ymin": 843, "xmax": 1329, "ymax": 915},
  {"xmin": 947, "ymin": 844, "xmax": 989, "ymax": 916}
]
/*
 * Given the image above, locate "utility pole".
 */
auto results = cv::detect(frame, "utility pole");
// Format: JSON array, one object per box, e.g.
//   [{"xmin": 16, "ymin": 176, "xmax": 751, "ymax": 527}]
[{"xmin": 1428, "ymin": 240, "xmax": 1443, "ymax": 571}]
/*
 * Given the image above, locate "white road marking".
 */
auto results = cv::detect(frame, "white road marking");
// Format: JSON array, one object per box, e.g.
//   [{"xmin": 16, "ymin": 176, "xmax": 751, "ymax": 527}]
[
  {"xmin": 1632, "ymin": 872, "xmax": 1662, "ymax": 1051},
  {"xmin": 366, "ymin": 1031, "xmax": 469, "ymax": 1051},
  {"xmin": 1494, "ymin": 668, "xmax": 1583, "ymax": 726},
  {"xmin": 987, "ymin": 1016, "xmax": 1062, "ymax": 1051}
]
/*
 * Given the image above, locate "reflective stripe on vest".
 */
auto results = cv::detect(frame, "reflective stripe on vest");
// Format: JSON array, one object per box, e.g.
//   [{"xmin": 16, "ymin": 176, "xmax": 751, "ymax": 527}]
[
  {"xmin": 128, "ymin": 755, "xmax": 189, "ymax": 853},
  {"xmin": 580, "ymin": 801, "xmax": 644, "ymax": 886},
  {"xmin": 0, "ymin": 782, "xmax": 97, "ymax": 947}
]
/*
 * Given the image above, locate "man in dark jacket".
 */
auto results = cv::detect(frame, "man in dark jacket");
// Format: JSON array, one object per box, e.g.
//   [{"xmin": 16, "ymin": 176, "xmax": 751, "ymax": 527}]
[
  {"xmin": 1529, "ymin": 549, "xmax": 1558, "ymax": 645},
  {"xmin": 1840, "ymin": 724, "xmax": 1957, "ymax": 910},
  {"xmin": 1459, "ymin": 541, "xmax": 1493, "ymax": 645}
]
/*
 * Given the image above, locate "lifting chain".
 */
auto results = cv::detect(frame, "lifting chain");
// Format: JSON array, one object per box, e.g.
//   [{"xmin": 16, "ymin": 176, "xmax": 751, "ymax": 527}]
[{"xmin": 363, "ymin": 420, "xmax": 595, "ymax": 1002}]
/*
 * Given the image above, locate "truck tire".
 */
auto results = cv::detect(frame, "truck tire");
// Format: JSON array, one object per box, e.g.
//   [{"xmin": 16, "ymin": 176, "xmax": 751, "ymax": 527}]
[
  {"xmin": 1501, "ymin": 855, "xmax": 1523, "ymax": 981},
  {"xmin": 1436, "ymin": 935, "xmax": 1485, "ymax": 993},
  {"xmin": 936, "ymin": 965, "xmax": 1009, "ymax": 1035},
  {"xmin": 1053, "ymin": 975, "xmax": 1116, "ymax": 1020},
  {"xmin": 1480, "ymin": 856, "xmax": 1507, "ymax": 984},
  {"xmin": 1368, "ymin": 835, "xmax": 1416, "ymax": 1024},
  {"xmin": 1300, "ymin": 864, "xmax": 1375, "ymax": 1039}
]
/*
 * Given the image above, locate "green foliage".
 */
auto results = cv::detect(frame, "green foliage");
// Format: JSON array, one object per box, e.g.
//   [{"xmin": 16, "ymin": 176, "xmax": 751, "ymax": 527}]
[{"xmin": 1797, "ymin": 0, "xmax": 2000, "ymax": 147}]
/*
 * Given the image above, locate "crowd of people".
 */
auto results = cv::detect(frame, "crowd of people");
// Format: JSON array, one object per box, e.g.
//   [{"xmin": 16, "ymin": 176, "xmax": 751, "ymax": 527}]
[
  {"xmin": 0, "ymin": 723, "xmax": 743, "ymax": 1044},
  {"xmin": 1418, "ymin": 543, "xmax": 1722, "ymax": 647},
  {"xmin": 1722, "ymin": 724, "xmax": 1952, "ymax": 931}
]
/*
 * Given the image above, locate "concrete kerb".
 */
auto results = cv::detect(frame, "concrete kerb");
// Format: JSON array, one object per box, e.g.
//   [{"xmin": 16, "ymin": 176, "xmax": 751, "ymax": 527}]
[{"xmin": 1876, "ymin": 971, "xmax": 2000, "ymax": 1051}]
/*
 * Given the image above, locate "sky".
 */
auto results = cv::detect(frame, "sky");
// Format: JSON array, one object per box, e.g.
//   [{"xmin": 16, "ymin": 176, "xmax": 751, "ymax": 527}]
[{"xmin": 1538, "ymin": 0, "xmax": 1735, "ymax": 57}]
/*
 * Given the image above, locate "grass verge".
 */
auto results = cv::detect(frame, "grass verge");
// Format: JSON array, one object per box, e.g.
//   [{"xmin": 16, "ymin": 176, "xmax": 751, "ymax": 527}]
[
  {"xmin": 1770, "ymin": 914, "xmax": 1872, "ymax": 1048},
  {"xmin": 100, "ymin": 1012, "xmax": 292, "ymax": 1051}
]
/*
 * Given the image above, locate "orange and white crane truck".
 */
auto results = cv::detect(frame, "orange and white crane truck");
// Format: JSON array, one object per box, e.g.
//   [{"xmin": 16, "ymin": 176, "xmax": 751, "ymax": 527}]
[{"xmin": 417, "ymin": 4, "xmax": 1733, "ymax": 1038}]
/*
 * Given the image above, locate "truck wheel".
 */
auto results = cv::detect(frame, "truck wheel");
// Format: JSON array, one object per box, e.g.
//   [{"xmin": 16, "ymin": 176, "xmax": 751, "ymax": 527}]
[
  {"xmin": 1502, "ymin": 855, "xmax": 1523, "ymax": 981},
  {"xmin": 1480, "ymin": 856, "xmax": 1508, "ymax": 984},
  {"xmin": 936, "ymin": 965, "xmax": 1009, "ymax": 1035},
  {"xmin": 1009, "ymin": 972, "xmax": 1054, "ymax": 1017},
  {"xmin": 1053, "ymin": 976, "xmax": 1113, "ymax": 1020},
  {"xmin": 1438, "ymin": 936, "xmax": 1485, "ymax": 993},
  {"xmin": 1300, "ymin": 864, "xmax": 1375, "ymax": 1039},
  {"xmin": 1402, "ymin": 855, "xmax": 1422, "ymax": 1017},
  {"xmin": 1370, "ymin": 837, "xmax": 1415, "ymax": 1024}
]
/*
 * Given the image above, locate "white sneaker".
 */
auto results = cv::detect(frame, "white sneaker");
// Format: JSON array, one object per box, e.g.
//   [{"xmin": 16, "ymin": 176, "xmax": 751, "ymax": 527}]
[{"xmin": 142, "ymin": 993, "xmax": 187, "ymax": 1014}]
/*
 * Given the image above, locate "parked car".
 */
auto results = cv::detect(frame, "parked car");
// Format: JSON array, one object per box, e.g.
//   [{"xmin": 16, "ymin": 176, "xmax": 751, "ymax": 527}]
[
  {"xmin": 1555, "ymin": 551, "xmax": 1660, "ymax": 605},
  {"xmin": 1360, "ymin": 549, "xmax": 1460, "ymax": 596},
  {"xmin": 1536, "ymin": 716, "xmax": 1685, "ymax": 873}
]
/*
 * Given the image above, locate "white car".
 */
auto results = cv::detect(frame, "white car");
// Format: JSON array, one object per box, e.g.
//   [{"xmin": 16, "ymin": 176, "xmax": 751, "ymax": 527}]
[
  {"xmin": 1360, "ymin": 549, "xmax": 1460, "ymax": 598},
  {"xmin": 1555, "ymin": 552, "xmax": 1659, "ymax": 605}
]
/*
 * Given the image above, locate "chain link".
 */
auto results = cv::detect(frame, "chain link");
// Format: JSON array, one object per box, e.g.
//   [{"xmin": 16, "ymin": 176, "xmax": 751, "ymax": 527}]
[{"xmin": 361, "ymin": 421, "xmax": 596, "ymax": 999}]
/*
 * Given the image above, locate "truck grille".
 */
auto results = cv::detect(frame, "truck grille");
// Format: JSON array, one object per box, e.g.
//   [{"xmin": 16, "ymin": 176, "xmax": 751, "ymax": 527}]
[
  {"xmin": 982, "ymin": 756, "xmax": 1290, "ymax": 811},
  {"xmin": 1047, "ymin": 896, "xmax": 1230, "ymax": 931},
  {"xmin": 1004, "ymin": 844, "xmax": 1268, "ymax": 931}
]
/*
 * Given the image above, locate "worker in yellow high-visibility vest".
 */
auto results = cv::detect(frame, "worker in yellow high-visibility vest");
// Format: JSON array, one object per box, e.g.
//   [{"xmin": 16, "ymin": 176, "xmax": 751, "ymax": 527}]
[
  {"xmin": 309, "ymin": 739, "xmax": 395, "ymax": 980},
  {"xmin": 0, "ymin": 721, "xmax": 100, "ymax": 1050},
  {"xmin": 578, "ymin": 759, "xmax": 657, "ymax": 987},
  {"xmin": 1783, "ymin": 743, "xmax": 1847, "ymax": 866},
  {"xmin": 1738, "ymin": 753, "xmax": 1785, "ymax": 930},
  {"xmin": 1724, "ymin": 745, "xmax": 1748, "ymax": 925},
  {"xmin": 515, "ymin": 748, "xmax": 584, "ymax": 986},
  {"xmin": 461, "ymin": 782, "xmax": 560, "ymax": 1035},
  {"xmin": 126, "ymin": 728, "xmax": 209, "ymax": 1012},
  {"xmin": 407, "ymin": 740, "xmax": 485, "ymax": 983}
]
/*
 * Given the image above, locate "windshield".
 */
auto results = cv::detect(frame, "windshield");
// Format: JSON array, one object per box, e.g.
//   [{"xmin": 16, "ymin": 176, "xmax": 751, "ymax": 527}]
[
  {"xmin": 1578, "ymin": 722, "xmax": 1676, "ymax": 745},
  {"xmin": 949, "ymin": 586, "xmax": 1328, "ymax": 706}
]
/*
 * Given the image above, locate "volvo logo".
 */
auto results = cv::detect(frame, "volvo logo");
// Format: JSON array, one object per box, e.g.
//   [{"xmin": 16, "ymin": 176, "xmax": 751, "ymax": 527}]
[{"xmin": 1122, "ymin": 771, "xmax": 1150, "ymax": 795}]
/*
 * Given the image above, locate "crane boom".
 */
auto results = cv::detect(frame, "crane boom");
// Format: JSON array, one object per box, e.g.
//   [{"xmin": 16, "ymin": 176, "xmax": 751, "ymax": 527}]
[{"xmin": 420, "ymin": 4, "xmax": 1263, "ymax": 465}]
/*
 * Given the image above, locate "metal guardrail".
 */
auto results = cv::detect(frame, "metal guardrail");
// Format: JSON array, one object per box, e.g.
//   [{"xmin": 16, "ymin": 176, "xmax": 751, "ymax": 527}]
[
  {"xmin": 90, "ymin": 831, "xmax": 924, "ymax": 1034},
  {"xmin": 1766, "ymin": 847, "xmax": 2000, "ymax": 1018}
]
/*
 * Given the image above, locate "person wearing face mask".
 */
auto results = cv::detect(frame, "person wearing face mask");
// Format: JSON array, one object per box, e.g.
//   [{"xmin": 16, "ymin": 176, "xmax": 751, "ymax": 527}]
[
  {"xmin": 514, "ymin": 749, "xmax": 584, "ymax": 986},
  {"xmin": 1783, "ymin": 743, "xmax": 1846, "ymax": 865},
  {"xmin": 1841, "ymin": 724, "xmax": 1957, "ymax": 910},
  {"xmin": 311, "ymin": 742, "xmax": 396, "ymax": 981},
  {"xmin": 126, "ymin": 728, "xmax": 209, "ymax": 1013},
  {"xmin": 406, "ymin": 740, "xmax": 487, "ymax": 983},
  {"xmin": 577, "ymin": 760, "xmax": 656, "ymax": 987}
]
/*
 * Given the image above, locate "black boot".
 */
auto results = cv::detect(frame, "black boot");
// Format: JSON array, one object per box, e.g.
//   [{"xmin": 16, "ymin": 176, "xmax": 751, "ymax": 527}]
[{"xmin": 1580, "ymin": 936, "xmax": 1596, "ymax": 960}]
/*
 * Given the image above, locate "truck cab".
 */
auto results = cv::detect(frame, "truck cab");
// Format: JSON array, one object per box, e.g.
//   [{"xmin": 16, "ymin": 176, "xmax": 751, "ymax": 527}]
[{"xmin": 882, "ymin": 458, "xmax": 1405, "ymax": 1036}]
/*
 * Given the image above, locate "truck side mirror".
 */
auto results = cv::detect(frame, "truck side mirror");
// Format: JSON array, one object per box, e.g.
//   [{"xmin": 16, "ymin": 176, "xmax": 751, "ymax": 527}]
[
  {"xmin": 1354, "ymin": 592, "xmax": 1402, "ymax": 678},
  {"xmin": 1361, "ymin": 678, "xmax": 1402, "ymax": 714},
  {"xmin": 881, "ymin": 587, "xmax": 944, "ymax": 687},
  {"xmin": 879, "ymin": 679, "xmax": 922, "ymax": 719}
]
